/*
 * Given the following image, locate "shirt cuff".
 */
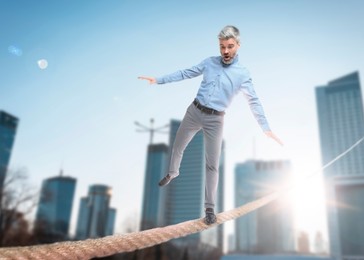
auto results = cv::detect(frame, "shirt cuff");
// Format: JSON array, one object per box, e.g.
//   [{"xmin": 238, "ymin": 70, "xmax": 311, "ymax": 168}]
[
  {"xmin": 156, "ymin": 77, "xmax": 165, "ymax": 84},
  {"xmin": 260, "ymin": 123, "xmax": 271, "ymax": 132}
]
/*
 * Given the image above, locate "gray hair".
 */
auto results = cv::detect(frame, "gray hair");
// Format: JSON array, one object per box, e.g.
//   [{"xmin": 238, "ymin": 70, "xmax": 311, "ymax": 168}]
[{"xmin": 218, "ymin": 25, "xmax": 240, "ymax": 44}]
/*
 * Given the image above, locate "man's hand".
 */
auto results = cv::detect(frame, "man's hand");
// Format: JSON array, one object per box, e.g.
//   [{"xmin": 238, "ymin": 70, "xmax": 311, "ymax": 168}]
[
  {"xmin": 264, "ymin": 131, "xmax": 283, "ymax": 146},
  {"xmin": 138, "ymin": 76, "xmax": 157, "ymax": 85}
]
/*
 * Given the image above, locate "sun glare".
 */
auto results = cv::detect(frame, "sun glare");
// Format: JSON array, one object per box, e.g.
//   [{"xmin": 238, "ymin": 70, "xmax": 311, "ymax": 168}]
[{"xmin": 292, "ymin": 170, "xmax": 327, "ymax": 237}]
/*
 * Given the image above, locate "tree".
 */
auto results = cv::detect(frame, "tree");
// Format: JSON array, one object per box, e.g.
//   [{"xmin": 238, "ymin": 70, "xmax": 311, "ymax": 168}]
[{"xmin": 0, "ymin": 167, "xmax": 38, "ymax": 246}]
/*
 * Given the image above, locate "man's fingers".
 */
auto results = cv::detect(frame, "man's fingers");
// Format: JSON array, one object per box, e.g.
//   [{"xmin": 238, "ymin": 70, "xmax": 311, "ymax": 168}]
[
  {"xmin": 274, "ymin": 136, "xmax": 284, "ymax": 146},
  {"xmin": 138, "ymin": 76, "xmax": 149, "ymax": 80},
  {"xmin": 138, "ymin": 76, "xmax": 156, "ymax": 84},
  {"xmin": 265, "ymin": 131, "xmax": 284, "ymax": 146},
  {"xmin": 272, "ymin": 134, "xmax": 284, "ymax": 146}
]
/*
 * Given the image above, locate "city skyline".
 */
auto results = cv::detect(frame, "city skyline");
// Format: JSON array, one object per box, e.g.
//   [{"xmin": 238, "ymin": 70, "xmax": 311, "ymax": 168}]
[{"xmin": 2, "ymin": 0, "xmax": 364, "ymax": 248}]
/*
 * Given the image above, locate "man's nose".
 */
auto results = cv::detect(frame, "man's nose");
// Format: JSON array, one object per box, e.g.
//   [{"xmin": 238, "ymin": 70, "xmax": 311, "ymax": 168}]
[{"xmin": 224, "ymin": 48, "xmax": 229, "ymax": 53}]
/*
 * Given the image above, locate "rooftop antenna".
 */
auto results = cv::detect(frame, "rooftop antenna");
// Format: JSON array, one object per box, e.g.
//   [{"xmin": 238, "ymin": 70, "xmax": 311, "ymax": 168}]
[
  {"xmin": 134, "ymin": 118, "xmax": 169, "ymax": 144},
  {"xmin": 59, "ymin": 159, "xmax": 64, "ymax": 177}
]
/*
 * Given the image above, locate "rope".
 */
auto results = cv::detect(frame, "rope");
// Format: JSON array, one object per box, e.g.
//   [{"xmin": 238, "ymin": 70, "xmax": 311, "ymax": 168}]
[
  {"xmin": 286, "ymin": 136, "xmax": 364, "ymax": 190},
  {"xmin": 0, "ymin": 136, "xmax": 363, "ymax": 260},
  {"xmin": 0, "ymin": 192, "xmax": 280, "ymax": 259}
]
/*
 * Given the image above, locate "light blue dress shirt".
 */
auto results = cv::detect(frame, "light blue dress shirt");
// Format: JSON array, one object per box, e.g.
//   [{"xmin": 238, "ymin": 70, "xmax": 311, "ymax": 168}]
[{"xmin": 156, "ymin": 55, "xmax": 271, "ymax": 132}]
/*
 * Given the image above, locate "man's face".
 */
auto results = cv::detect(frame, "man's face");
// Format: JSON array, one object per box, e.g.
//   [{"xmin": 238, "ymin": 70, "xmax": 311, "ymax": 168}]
[{"xmin": 219, "ymin": 38, "xmax": 240, "ymax": 64}]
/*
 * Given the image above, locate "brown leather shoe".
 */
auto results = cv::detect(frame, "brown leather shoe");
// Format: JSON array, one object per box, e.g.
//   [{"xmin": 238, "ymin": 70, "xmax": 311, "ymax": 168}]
[{"xmin": 158, "ymin": 174, "xmax": 176, "ymax": 187}]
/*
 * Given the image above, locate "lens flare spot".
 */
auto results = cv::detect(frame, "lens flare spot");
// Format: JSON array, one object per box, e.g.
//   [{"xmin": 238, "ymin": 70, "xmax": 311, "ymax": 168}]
[
  {"xmin": 8, "ymin": 45, "xmax": 23, "ymax": 57},
  {"xmin": 37, "ymin": 59, "xmax": 48, "ymax": 70}
]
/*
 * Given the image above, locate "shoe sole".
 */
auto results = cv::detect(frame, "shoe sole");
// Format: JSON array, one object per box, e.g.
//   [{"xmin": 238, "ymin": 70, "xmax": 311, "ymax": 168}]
[
  {"xmin": 204, "ymin": 214, "xmax": 217, "ymax": 225},
  {"xmin": 159, "ymin": 175, "xmax": 178, "ymax": 187},
  {"xmin": 158, "ymin": 178, "xmax": 171, "ymax": 187},
  {"xmin": 204, "ymin": 218, "xmax": 217, "ymax": 225}
]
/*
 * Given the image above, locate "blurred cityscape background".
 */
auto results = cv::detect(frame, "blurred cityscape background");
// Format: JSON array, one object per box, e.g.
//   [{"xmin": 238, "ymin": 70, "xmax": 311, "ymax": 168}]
[{"xmin": 1, "ymin": 1, "xmax": 364, "ymax": 260}]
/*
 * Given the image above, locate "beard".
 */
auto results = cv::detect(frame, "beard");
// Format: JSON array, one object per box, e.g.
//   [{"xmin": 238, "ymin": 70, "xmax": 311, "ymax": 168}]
[{"xmin": 221, "ymin": 54, "xmax": 235, "ymax": 65}]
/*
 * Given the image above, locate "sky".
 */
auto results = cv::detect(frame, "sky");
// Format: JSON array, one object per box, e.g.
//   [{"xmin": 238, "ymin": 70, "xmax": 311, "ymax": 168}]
[{"xmin": 1, "ymin": 0, "xmax": 364, "ymax": 250}]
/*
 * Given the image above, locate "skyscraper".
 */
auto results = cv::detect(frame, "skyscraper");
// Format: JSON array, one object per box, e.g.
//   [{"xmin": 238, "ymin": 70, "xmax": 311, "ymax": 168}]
[
  {"xmin": 0, "ymin": 111, "xmax": 19, "ymax": 189},
  {"xmin": 298, "ymin": 231, "xmax": 310, "ymax": 254},
  {"xmin": 316, "ymin": 72, "xmax": 364, "ymax": 259},
  {"xmin": 162, "ymin": 119, "xmax": 224, "ymax": 248},
  {"xmin": 75, "ymin": 184, "xmax": 116, "ymax": 239},
  {"xmin": 141, "ymin": 143, "xmax": 169, "ymax": 230},
  {"xmin": 316, "ymin": 72, "xmax": 364, "ymax": 178},
  {"xmin": 234, "ymin": 160, "xmax": 295, "ymax": 254},
  {"xmin": 35, "ymin": 172, "xmax": 76, "ymax": 239},
  {"xmin": 106, "ymin": 208, "xmax": 116, "ymax": 236}
]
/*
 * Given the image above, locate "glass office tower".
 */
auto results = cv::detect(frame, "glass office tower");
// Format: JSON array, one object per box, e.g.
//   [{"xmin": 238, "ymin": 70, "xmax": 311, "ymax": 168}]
[
  {"xmin": 316, "ymin": 72, "xmax": 364, "ymax": 178},
  {"xmin": 35, "ymin": 173, "xmax": 76, "ymax": 238},
  {"xmin": 75, "ymin": 184, "xmax": 116, "ymax": 239},
  {"xmin": 141, "ymin": 143, "xmax": 169, "ymax": 230},
  {"xmin": 0, "ymin": 111, "xmax": 19, "ymax": 189},
  {"xmin": 106, "ymin": 208, "xmax": 116, "ymax": 236},
  {"xmin": 234, "ymin": 160, "xmax": 295, "ymax": 254},
  {"xmin": 316, "ymin": 72, "xmax": 364, "ymax": 259}
]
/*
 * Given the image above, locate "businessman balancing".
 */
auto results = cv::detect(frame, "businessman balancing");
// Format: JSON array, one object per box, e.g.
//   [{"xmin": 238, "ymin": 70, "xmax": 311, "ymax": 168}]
[{"xmin": 138, "ymin": 25, "xmax": 283, "ymax": 225}]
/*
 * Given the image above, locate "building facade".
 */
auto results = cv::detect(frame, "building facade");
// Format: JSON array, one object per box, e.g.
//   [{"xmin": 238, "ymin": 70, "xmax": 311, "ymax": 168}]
[
  {"xmin": 161, "ymin": 119, "xmax": 225, "ymax": 249},
  {"xmin": 141, "ymin": 143, "xmax": 169, "ymax": 230},
  {"xmin": 75, "ymin": 184, "xmax": 116, "ymax": 239},
  {"xmin": 234, "ymin": 160, "xmax": 295, "ymax": 254},
  {"xmin": 35, "ymin": 173, "xmax": 76, "ymax": 239},
  {"xmin": 106, "ymin": 208, "xmax": 116, "ymax": 236},
  {"xmin": 316, "ymin": 72, "xmax": 364, "ymax": 259},
  {"xmin": 0, "ymin": 110, "xmax": 19, "ymax": 189}
]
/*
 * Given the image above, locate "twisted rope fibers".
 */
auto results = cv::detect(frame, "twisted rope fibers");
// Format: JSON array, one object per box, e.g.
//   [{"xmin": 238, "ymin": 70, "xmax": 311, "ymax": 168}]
[
  {"xmin": 0, "ymin": 136, "xmax": 363, "ymax": 260},
  {"xmin": 0, "ymin": 192, "xmax": 280, "ymax": 260}
]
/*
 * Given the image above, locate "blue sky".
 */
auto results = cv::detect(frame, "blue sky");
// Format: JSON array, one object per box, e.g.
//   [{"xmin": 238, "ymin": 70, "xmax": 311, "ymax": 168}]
[{"xmin": 1, "ymin": 0, "xmax": 364, "ymax": 247}]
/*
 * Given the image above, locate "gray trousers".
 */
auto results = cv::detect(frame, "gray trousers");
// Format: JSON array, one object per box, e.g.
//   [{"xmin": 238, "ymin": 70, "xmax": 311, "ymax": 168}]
[{"xmin": 168, "ymin": 102, "xmax": 224, "ymax": 209}]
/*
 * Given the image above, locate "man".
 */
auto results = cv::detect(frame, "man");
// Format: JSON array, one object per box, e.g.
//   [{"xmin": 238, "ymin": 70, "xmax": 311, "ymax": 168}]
[{"xmin": 138, "ymin": 25, "xmax": 282, "ymax": 225}]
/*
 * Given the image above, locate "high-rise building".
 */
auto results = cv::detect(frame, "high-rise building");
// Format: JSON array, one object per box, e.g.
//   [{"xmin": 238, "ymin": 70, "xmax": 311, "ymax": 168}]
[
  {"xmin": 161, "ymin": 119, "xmax": 224, "ymax": 249},
  {"xmin": 141, "ymin": 143, "xmax": 169, "ymax": 230},
  {"xmin": 234, "ymin": 160, "xmax": 295, "ymax": 254},
  {"xmin": 106, "ymin": 208, "xmax": 116, "ymax": 236},
  {"xmin": 313, "ymin": 231, "xmax": 326, "ymax": 254},
  {"xmin": 75, "ymin": 197, "xmax": 90, "ymax": 239},
  {"xmin": 35, "ymin": 172, "xmax": 76, "ymax": 239},
  {"xmin": 75, "ymin": 184, "xmax": 116, "ymax": 239},
  {"xmin": 316, "ymin": 72, "xmax": 364, "ymax": 178},
  {"xmin": 316, "ymin": 72, "xmax": 364, "ymax": 259},
  {"xmin": 0, "ymin": 110, "xmax": 19, "ymax": 189},
  {"xmin": 298, "ymin": 231, "xmax": 310, "ymax": 254}
]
